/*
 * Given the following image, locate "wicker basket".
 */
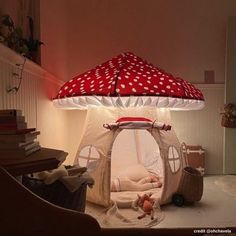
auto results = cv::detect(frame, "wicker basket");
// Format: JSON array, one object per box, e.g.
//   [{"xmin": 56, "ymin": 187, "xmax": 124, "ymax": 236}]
[
  {"xmin": 177, "ymin": 166, "xmax": 203, "ymax": 202},
  {"xmin": 221, "ymin": 114, "xmax": 236, "ymax": 128}
]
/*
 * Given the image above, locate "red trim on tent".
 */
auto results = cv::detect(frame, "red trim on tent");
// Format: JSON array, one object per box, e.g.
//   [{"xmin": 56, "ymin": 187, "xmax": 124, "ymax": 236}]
[{"xmin": 116, "ymin": 117, "xmax": 152, "ymax": 123}]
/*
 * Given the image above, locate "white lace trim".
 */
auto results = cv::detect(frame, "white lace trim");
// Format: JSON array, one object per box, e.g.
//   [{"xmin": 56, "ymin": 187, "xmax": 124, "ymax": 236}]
[{"xmin": 53, "ymin": 95, "xmax": 205, "ymax": 110}]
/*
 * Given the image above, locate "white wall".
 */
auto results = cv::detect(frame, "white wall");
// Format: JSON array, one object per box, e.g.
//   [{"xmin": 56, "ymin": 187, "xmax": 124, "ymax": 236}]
[
  {"xmin": 0, "ymin": 43, "xmax": 71, "ymax": 164},
  {"xmin": 172, "ymin": 84, "xmax": 225, "ymax": 174},
  {"xmin": 224, "ymin": 17, "xmax": 236, "ymax": 174},
  {"xmin": 40, "ymin": 0, "xmax": 69, "ymax": 81},
  {"xmin": 40, "ymin": 0, "xmax": 236, "ymax": 84}
]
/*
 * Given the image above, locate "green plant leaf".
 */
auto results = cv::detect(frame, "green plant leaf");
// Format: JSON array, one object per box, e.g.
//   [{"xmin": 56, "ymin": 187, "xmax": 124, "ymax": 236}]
[{"xmin": 0, "ymin": 14, "xmax": 43, "ymax": 62}]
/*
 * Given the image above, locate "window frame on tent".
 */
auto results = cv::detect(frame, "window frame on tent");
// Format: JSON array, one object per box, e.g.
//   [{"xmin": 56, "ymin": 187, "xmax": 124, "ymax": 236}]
[
  {"xmin": 78, "ymin": 145, "xmax": 100, "ymax": 172},
  {"xmin": 168, "ymin": 146, "xmax": 181, "ymax": 173}
]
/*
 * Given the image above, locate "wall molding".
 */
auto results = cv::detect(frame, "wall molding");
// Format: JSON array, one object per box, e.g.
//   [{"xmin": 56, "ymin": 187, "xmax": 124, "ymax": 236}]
[{"xmin": 0, "ymin": 43, "xmax": 63, "ymax": 86}]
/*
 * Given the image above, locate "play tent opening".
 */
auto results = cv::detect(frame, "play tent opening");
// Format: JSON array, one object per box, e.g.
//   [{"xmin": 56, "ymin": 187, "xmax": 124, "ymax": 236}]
[
  {"xmin": 111, "ymin": 129, "xmax": 164, "ymax": 183},
  {"xmin": 110, "ymin": 129, "xmax": 165, "ymax": 205}
]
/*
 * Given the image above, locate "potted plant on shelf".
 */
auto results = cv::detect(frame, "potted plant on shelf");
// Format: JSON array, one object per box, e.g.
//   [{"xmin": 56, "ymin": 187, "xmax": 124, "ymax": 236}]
[{"xmin": 0, "ymin": 14, "xmax": 43, "ymax": 63}]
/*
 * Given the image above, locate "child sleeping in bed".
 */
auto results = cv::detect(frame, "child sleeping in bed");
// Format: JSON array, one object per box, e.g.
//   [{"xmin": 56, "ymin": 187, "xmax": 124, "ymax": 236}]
[{"xmin": 111, "ymin": 174, "xmax": 162, "ymax": 192}]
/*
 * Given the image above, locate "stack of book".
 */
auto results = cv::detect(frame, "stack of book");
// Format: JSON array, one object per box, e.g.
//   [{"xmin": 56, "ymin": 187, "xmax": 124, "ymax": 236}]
[{"xmin": 0, "ymin": 109, "xmax": 41, "ymax": 160}]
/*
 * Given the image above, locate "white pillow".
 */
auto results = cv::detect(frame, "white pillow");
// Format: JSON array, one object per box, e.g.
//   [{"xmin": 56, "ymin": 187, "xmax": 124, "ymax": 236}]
[{"xmin": 118, "ymin": 164, "xmax": 149, "ymax": 181}]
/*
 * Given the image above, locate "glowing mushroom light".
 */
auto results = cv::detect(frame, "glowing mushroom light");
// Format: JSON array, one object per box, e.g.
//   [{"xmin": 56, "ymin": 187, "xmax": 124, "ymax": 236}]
[{"xmin": 53, "ymin": 52, "xmax": 204, "ymax": 110}]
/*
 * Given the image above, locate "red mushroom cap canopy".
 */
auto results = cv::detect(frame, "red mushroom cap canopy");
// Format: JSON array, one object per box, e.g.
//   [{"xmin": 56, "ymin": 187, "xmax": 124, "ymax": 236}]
[{"xmin": 53, "ymin": 52, "xmax": 204, "ymax": 110}]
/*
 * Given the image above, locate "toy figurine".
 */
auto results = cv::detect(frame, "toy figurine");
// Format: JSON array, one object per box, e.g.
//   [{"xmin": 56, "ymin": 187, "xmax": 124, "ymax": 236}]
[{"xmin": 134, "ymin": 193, "xmax": 155, "ymax": 220}]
